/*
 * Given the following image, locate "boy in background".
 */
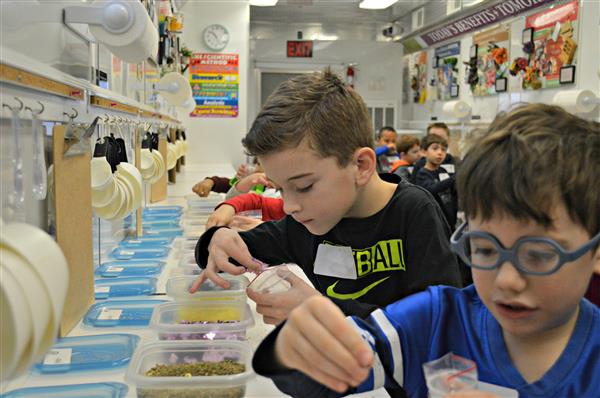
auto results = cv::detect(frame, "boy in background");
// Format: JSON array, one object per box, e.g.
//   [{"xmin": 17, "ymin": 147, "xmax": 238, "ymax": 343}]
[
  {"xmin": 415, "ymin": 134, "xmax": 458, "ymax": 229},
  {"xmin": 412, "ymin": 122, "xmax": 457, "ymax": 177},
  {"xmin": 375, "ymin": 126, "xmax": 399, "ymax": 173},
  {"xmin": 191, "ymin": 69, "xmax": 462, "ymax": 327},
  {"xmin": 390, "ymin": 134, "xmax": 421, "ymax": 182},
  {"xmin": 253, "ymin": 104, "xmax": 600, "ymax": 398}
]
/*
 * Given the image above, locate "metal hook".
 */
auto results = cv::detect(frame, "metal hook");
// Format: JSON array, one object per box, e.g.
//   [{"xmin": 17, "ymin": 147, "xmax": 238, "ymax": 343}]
[
  {"xmin": 2, "ymin": 97, "xmax": 24, "ymax": 112},
  {"xmin": 63, "ymin": 107, "xmax": 78, "ymax": 120},
  {"xmin": 25, "ymin": 101, "xmax": 44, "ymax": 116}
]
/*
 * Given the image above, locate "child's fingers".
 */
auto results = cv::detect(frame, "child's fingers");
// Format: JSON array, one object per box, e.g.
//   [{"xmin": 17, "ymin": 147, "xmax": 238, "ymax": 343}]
[
  {"xmin": 188, "ymin": 272, "xmax": 207, "ymax": 293},
  {"xmin": 309, "ymin": 297, "xmax": 374, "ymax": 368},
  {"xmin": 288, "ymin": 344, "xmax": 352, "ymax": 393}
]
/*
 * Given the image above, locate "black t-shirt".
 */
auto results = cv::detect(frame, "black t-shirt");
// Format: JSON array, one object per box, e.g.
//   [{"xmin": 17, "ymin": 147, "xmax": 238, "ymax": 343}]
[
  {"xmin": 415, "ymin": 167, "xmax": 458, "ymax": 229},
  {"xmin": 196, "ymin": 181, "xmax": 462, "ymax": 318}
]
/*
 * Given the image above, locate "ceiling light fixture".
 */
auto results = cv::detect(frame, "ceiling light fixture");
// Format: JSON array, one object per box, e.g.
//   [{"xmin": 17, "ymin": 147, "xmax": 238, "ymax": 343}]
[
  {"xmin": 359, "ymin": 0, "xmax": 399, "ymax": 10},
  {"xmin": 249, "ymin": 0, "xmax": 278, "ymax": 6}
]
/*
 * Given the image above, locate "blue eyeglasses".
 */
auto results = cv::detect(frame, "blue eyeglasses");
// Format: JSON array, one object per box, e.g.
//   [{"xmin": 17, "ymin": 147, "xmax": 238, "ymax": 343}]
[{"xmin": 450, "ymin": 222, "xmax": 600, "ymax": 276}]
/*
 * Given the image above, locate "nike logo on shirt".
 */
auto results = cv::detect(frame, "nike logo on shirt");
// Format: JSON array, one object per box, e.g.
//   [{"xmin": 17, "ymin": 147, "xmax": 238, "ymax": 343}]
[{"xmin": 326, "ymin": 276, "xmax": 391, "ymax": 300}]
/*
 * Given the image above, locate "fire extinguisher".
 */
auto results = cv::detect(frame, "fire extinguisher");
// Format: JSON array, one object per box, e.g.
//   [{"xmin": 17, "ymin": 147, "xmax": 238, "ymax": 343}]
[{"xmin": 346, "ymin": 64, "xmax": 356, "ymax": 88}]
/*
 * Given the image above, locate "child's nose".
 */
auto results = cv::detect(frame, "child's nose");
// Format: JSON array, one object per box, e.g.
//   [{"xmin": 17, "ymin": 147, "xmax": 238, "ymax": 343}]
[
  {"xmin": 282, "ymin": 196, "xmax": 301, "ymax": 215},
  {"xmin": 494, "ymin": 261, "xmax": 527, "ymax": 293}
]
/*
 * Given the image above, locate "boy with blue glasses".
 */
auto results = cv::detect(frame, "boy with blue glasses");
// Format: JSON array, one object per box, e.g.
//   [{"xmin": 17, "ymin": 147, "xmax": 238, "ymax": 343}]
[{"xmin": 252, "ymin": 103, "xmax": 600, "ymax": 397}]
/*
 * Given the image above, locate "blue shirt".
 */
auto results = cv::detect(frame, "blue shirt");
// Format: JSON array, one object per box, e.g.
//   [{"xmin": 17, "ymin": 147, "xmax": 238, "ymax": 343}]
[{"xmin": 353, "ymin": 285, "xmax": 600, "ymax": 398}]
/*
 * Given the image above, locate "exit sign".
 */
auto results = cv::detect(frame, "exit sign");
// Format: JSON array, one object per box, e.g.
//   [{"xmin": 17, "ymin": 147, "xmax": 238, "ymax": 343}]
[{"xmin": 287, "ymin": 41, "xmax": 313, "ymax": 58}]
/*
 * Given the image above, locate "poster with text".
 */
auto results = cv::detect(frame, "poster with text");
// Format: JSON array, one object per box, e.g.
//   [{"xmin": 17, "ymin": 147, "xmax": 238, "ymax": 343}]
[
  {"xmin": 472, "ymin": 25, "xmax": 509, "ymax": 96},
  {"xmin": 525, "ymin": 0, "xmax": 578, "ymax": 89},
  {"xmin": 190, "ymin": 53, "xmax": 239, "ymax": 117},
  {"xmin": 435, "ymin": 42, "xmax": 460, "ymax": 101},
  {"xmin": 409, "ymin": 51, "xmax": 428, "ymax": 104}
]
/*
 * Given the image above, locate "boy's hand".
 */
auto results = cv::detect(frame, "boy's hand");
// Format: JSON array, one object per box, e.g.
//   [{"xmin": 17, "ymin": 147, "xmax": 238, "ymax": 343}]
[
  {"xmin": 205, "ymin": 205, "xmax": 236, "ymax": 230},
  {"xmin": 247, "ymin": 272, "xmax": 320, "ymax": 325},
  {"xmin": 229, "ymin": 215, "xmax": 263, "ymax": 231},
  {"xmin": 192, "ymin": 178, "xmax": 214, "ymax": 197},
  {"xmin": 189, "ymin": 228, "xmax": 259, "ymax": 291},
  {"xmin": 274, "ymin": 296, "xmax": 374, "ymax": 393},
  {"xmin": 235, "ymin": 172, "xmax": 271, "ymax": 193},
  {"xmin": 236, "ymin": 164, "xmax": 250, "ymax": 179}
]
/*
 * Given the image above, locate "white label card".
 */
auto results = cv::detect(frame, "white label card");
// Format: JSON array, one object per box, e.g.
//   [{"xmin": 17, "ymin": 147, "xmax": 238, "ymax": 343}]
[
  {"xmin": 106, "ymin": 266, "xmax": 124, "ymax": 273},
  {"xmin": 43, "ymin": 348, "xmax": 72, "ymax": 365},
  {"xmin": 439, "ymin": 173, "xmax": 450, "ymax": 182},
  {"xmin": 120, "ymin": 250, "xmax": 135, "ymax": 256},
  {"xmin": 127, "ymin": 240, "xmax": 141, "ymax": 244},
  {"xmin": 98, "ymin": 308, "xmax": 123, "ymax": 320},
  {"xmin": 314, "ymin": 244, "xmax": 357, "ymax": 280},
  {"xmin": 95, "ymin": 286, "xmax": 110, "ymax": 294},
  {"xmin": 440, "ymin": 164, "xmax": 455, "ymax": 174}
]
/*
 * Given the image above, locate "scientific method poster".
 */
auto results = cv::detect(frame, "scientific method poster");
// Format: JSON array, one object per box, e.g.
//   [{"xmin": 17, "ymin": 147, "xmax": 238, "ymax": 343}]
[
  {"xmin": 525, "ymin": 0, "xmax": 578, "ymax": 89},
  {"xmin": 435, "ymin": 42, "xmax": 460, "ymax": 101},
  {"xmin": 472, "ymin": 25, "xmax": 510, "ymax": 96},
  {"xmin": 190, "ymin": 53, "xmax": 239, "ymax": 118}
]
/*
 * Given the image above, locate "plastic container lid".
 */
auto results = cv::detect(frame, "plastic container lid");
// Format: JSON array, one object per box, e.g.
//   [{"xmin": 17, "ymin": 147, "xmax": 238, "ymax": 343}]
[
  {"xmin": 84, "ymin": 300, "xmax": 167, "ymax": 328},
  {"xmin": 95, "ymin": 261, "xmax": 165, "ymax": 278},
  {"xmin": 144, "ymin": 205, "xmax": 183, "ymax": 215},
  {"xmin": 142, "ymin": 228, "xmax": 183, "ymax": 238},
  {"xmin": 94, "ymin": 277, "xmax": 157, "ymax": 299},
  {"xmin": 178, "ymin": 252, "xmax": 198, "ymax": 268},
  {"xmin": 125, "ymin": 340, "xmax": 253, "ymax": 396},
  {"xmin": 110, "ymin": 247, "xmax": 169, "ymax": 260},
  {"xmin": 119, "ymin": 239, "xmax": 172, "ymax": 250},
  {"xmin": 150, "ymin": 302, "xmax": 255, "ymax": 341},
  {"xmin": 173, "ymin": 237, "xmax": 198, "ymax": 251},
  {"xmin": 1, "ymin": 382, "xmax": 128, "ymax": 398},
  {"xmin": 33, "ymin": 334, "xmax": 140, "ymax": 374},
  {"xmin": 142, "ymin": 219, "xmax": 181, "ymax": 228},
  {"xmin": 166, "ymin": 275, "xmax": 249, "ymax": 303},
  {"xmin": 121, "ymin": 236, "xmax": 174, "ymax": 247}
]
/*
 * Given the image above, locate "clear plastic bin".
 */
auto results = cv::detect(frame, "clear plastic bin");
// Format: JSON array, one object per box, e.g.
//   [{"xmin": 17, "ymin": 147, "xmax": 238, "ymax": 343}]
[
  {"xmin": 177, "ymin": 253, "xmax": 198, "ymax": 268},
  {"xmin": 94, "ymin": 277, "xmax": 157, "ymax": 299},
  {"xmin": 170, "ymin": 265, "xmax": 202, "ymax": 277},
  {"xmin": 125, "ymin": 340, "xmax": 253, "ymax": 398},
  {"xmin": 150, "ymin": 302, "xmax": 254, "ymax": 341},
  {"xmin": 165, "ymin": 275, "xmax": 248, "ymax": 318},
  {"xmin": 2, "ymin": 382, "xmax": 128, "ymax": 398},
  {"xmin": 84, "ymin": 300, "xmax": 167, "ymax": 328}
]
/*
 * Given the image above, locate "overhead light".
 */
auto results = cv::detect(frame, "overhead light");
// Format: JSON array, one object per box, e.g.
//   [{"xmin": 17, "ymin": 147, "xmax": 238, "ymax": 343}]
[
  {"xmin": 462, "ymin": 0, "xmax": 485, "ymax": 7},
  {"xmin": 310, "ymin": 33, "xmax": 339, "ymax": 41},
  {"xmin": 249, "ymin": 0, "xmax": 278, "ymax": 6},
  {"xmin": 359, "ymin": 0, "xmax": 399, "ymax": 10}
]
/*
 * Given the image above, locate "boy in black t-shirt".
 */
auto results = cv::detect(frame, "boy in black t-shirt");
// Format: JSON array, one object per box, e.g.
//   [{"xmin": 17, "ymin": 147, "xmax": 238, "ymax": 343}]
[
  {"xmin": 191, "ymin": 69, "xmax": 462, "ymax": 325},
  {"xmin": 415, "ymin": 134, "xmax": 458, "ymax": 229}
]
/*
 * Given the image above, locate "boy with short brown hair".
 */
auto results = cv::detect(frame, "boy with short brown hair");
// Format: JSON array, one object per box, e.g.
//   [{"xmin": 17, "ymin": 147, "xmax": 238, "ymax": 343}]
[
  {"xmin": 254, "ymin": 103, "xmax": 600, "ymax": 398},
  {"xmin": 192, "ymin": 69, "xmax": 462, "ymax": 327},
  {"xmin": 390, "ymin": 134, "xmax": 421, "ymax": 181}
]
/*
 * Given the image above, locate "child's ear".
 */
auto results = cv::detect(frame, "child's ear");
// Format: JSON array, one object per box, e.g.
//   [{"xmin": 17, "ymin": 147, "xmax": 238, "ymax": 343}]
[
  {"xmin": 353, "ymin": 147, "xmax": 375, "ymax": 186},
  {"xmin": 593, "ymin": 246, "xmax": 600, "ymax": 275}
]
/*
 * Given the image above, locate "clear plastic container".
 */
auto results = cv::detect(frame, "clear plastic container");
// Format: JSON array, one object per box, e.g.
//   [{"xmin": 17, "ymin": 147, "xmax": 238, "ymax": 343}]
[
  {"xmin": 178, "ymin": 253, "xmax": 198, "ymax": 268},
  {"xmin": 173, "ymin": 239, "xmax": 197, "ymax": 252},
  {"xmin": 150, "ymin": 302, "xmax": 254, "ymax": 341},
  {"xmin": 84, "ymin": 300, "xmax": 167, "ymax": 328},
  {"xmin": 143, "ymin": 228, "xmax": 183, "ymax": 238},
  {"xmin": 94, "ymin": 277, "xmax": 157, "ymax": 299},
  {"xmin": 2, "ymin": 382, "xmax": 128, "ymax": 398},
  {"xmin": 170, "ymin": 265, "xmax": 202, "ymax": 277},
  {"xmin": 144, "ymin": 206, "xmax": 183, "ymax": 215},
  {"xmin": 33, "ymin": 334, "xmax": 140, "ymax": 374},
  {"xmin": 110, "ymin": 247, "xmax": 169, "ymax": 261},
  {"xmin": 166, "ymin": 274, "xmax": 248, "ymax": 314},
  {"xmin": 423, "ymin": 353, "xmax": 478, "ymax": 397},
  {"xmin": 247, "ymin": 265, "xmax": 293, "ymax": 294},
  {"xmin": 125, "ymin": 340, "xmax": 253, "ymax": 398},
  {"xmin": 95, "ymin": 261, "xmax": 165, "ymax": 278}
]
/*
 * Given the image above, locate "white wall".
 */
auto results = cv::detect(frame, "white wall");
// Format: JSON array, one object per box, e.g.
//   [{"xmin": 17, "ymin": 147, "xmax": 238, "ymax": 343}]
[
  {"xmin": 404, "ymin": 1, "xmax": 600, "ymax": 128},
  {"xmin": 180, "ymin": 1, "xmax": 250, "ymax": 168},
  {"xmin": 250, "ymin": 37, "xmax": 404, "ymax": 126}
]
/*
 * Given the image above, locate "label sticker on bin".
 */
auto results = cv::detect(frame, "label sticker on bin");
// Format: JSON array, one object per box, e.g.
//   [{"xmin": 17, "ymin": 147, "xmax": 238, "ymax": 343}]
[
  {"xmin": 43, "ymin": 348, "xmax": 72, "ymax": 365},
  {"xmin": 106, "ymin": 266, "xmax": 124, "ymax": 273},
  {"xmin": 98, "ymin": 308, "xmax": 123, "ymax": 320},
  {"xmin": 120, "ymin": 251, "xmax": 135, "ymax": 256},
  {"xmin": 95, "ymin": 286, "xmax": 110, "ymax": 294}
]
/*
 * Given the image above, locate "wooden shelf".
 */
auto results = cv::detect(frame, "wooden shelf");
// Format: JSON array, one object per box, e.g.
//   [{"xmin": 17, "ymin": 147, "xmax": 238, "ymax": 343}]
[{"xmin": 0, "ymin": 63, "xmax": 84, "ymax": 100}]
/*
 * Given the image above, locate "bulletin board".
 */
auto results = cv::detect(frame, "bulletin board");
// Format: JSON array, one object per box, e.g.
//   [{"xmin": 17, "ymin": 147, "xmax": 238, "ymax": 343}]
[
  {"xmin": 409, "ymin": 51, "xmax": 428, "ymax": 104},
  {"xmin": 434, "ymin": 42, "xmax": 460, "ymax": 101},
  {"xmin": 472, "ymin": 25, "xmax": 510, "ymax": 96},
  {"xmin": 523, "ymin": 0, "xmax": 579, "ymax": 89}
]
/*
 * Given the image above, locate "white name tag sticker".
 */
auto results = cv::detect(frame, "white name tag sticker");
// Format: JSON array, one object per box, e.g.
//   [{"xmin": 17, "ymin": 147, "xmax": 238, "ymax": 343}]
[
  {"xmin": 314, "ymin": 244, "xmax": 357, "ymax": 279},
  {"xmin": 440, "ymin": 164, "xmax": 455, "ymax": 174},
  {"xmin": 43, "ymin": 348, "xmax": 72, "ymax": 365},
  {"xmin": 439, "ymin": 173, "xmax": 450, "ymax": 181},
  {"xmin": 98, "ymin": 308, "xmax": 123, "ymax": 320}
]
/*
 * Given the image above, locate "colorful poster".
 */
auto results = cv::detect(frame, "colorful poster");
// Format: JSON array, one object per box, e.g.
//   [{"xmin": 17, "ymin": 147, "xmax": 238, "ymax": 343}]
[
  {"xmin": 523, "ymin": 0, "xmax": 578, "ymax": 89},
  {"xmin": 472, "ymin": 25, "xmax": 509, "ymax": 96},
  {"xmin": 189, "ymin": 53, "xmax": 239, "ymax": 118},
  {"xmin": 409, "ymin": 51, "xmax": 428, "ymax": 104},
  {"xmin": 434, "ymin": 42, "xmax": 460, "ymax": 101}
]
